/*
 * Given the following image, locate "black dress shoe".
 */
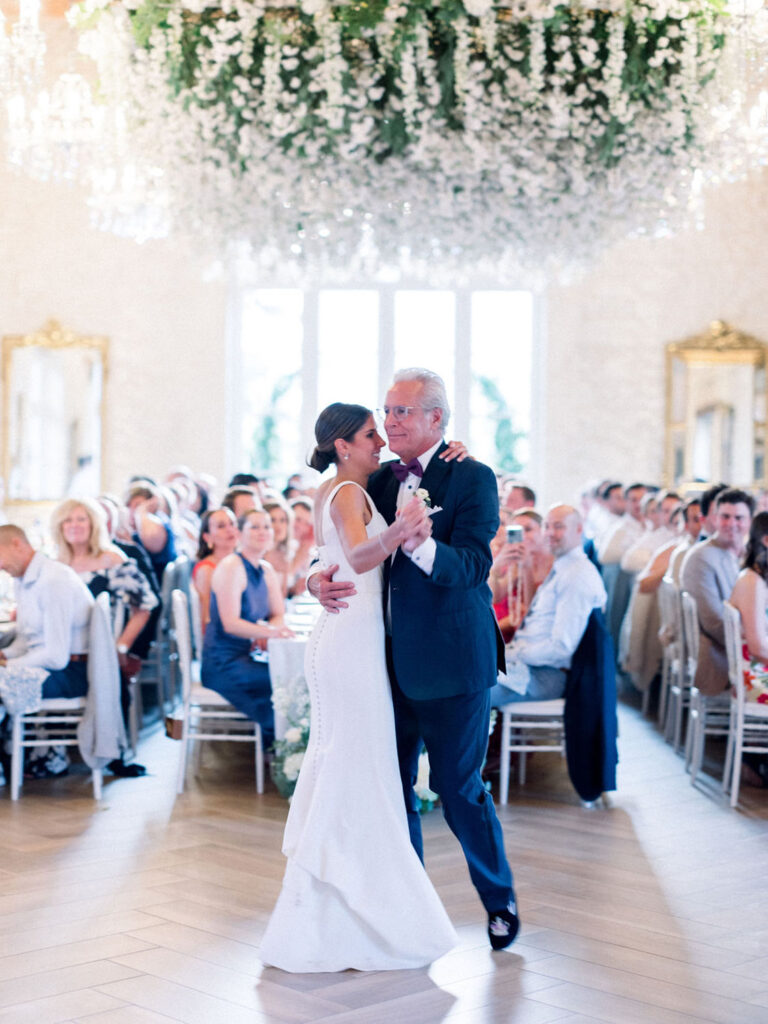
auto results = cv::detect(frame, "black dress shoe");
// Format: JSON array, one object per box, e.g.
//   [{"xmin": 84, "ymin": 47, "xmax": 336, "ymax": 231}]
[{"xmin": 488, "ymin": 899, "xmax": 521, "ymax": 951}]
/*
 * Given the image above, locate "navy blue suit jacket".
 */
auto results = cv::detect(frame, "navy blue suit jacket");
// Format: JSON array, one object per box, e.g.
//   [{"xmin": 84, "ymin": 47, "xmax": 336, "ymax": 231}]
[
  {"xmin": 367, "ymin": 443, "xmax": 505, "ymax": 701},
  {"xmin": 564, "ymin": 608, "xmax": 618, "ymax": 801}
]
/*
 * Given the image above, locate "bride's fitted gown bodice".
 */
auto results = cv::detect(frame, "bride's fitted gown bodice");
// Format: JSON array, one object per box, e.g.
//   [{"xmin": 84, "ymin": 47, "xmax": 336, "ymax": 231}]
[{"xmin": 260, "ymin": 480, "xmax": 456, "ymax": 972}]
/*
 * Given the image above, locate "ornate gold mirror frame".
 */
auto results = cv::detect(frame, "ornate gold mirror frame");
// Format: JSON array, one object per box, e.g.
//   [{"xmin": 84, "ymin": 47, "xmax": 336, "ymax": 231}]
[
  {"xmin": 1, "ymin": 320, "xmax": 109, "ymax": 510},
  {"xmin": 665, "ymin": 320, "xmax": 767, "ymax": 490}
]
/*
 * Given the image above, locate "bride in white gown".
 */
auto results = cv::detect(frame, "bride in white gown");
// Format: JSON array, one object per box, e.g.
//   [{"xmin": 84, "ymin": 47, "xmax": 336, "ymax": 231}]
[{"xmin": 261, "ymin": 403, "xmax": 457, "ymax": 972}]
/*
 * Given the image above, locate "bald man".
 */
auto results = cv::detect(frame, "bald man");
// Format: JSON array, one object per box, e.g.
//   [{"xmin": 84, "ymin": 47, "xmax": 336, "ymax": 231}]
[
  {"xmin": 491, "ymin": 505, "xmax": 606, "ymax": 705},
  {"xmin": 0, "ymin": 525, "xmax": 93, "ymax": 700}
]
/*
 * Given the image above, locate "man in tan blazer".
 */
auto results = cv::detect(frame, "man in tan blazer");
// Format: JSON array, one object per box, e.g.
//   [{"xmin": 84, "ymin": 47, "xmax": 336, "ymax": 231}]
[{"xmin": 680, "ymin": 489, "xmax": 754, "ymax": 695}]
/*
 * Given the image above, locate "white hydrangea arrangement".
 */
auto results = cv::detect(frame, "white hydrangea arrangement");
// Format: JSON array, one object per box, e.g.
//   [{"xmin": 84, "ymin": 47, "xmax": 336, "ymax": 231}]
[
  {"xmin": 69, "ymin": 0, "xmax": 732, "ymax": 277},
  {"xmin": 269, "ymin": 671, "xmax": 311, "ymax": 798}
]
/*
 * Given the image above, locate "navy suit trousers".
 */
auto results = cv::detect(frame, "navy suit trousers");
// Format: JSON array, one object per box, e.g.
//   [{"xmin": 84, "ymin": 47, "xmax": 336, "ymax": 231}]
[{"xmin": 388, "ymin": 639, "xmax": 514, "ymax": 913}]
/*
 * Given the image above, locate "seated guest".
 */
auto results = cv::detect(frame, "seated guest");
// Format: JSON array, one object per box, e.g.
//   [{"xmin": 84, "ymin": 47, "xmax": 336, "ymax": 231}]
[
  {"xmin": 620, "ymin": 502, "xmax": 685, "ymax": 692},
  {"xmin": 201, "ymin": 509, "xmax": 293, "ymax": 744},
  {"xmin": 489, "ymin": 509, "xmax": 552, "ymax": 643},
  {"xmin": 222, "ymin": 485, "xmax": 261, "ymax": 519},
  {"xmin": 585, "ymin": 477, "xmax": 622, "ymax": 544},
  {"xmin": 0, "ymin": 524, "xmax": 93, "ymax": 701},
  {"xmin": 264, "ymin": 497, "xmax": 315, "ymax": 599},
  {"xmin": 597, "ymin": 482, "xmax": 647, "ymax": 566},
  {"xmin": 681, "ymin": 488, "xmax": 754, "ymax": 695},
  {"xmin": 283, "ymin": 473, "xmax": 304, "ymax": 502},
  {"xmin": 499, "ymin": 481, "xmax": 537, "ymax": 524},
  {"xmin": 646, "ymin": 498, "xmax": 702, "ymax": 592},
  {"xmin": 288, "ymin": 496, "xmax": 316, "ymax": 596},
  {"xmin": 620, "ymin": 491, "xmax": 681, "ymax": 575},
  {"xmin": 698, "ymin": 482, "xmax": 729, "ymax": 540},
  {"xmin": 125, "ymin": 483, "xmax": 178, "ymax": 582},
  {"xmin": 193, "ymin": 507, "xmax": 238, "ymax": 629},
  {"xmin": 729, "ymin": 511, "xmax": 768, "ymax": 705},
  {"xmin": 97, "ymin": 494, "xmax": 161, "ymax": 659},
  {"xmin": 490, "ymin": 505, "xmax": 606, "ymax": 705},
  {"xmin": 52, "ymin": 498, "xmax": 157, "ymax": 775},
  {"xmin": 51, "ymin": 498, "xmax": 158, "ymax": 658},
  {"xmin": 229, "ymin": 472, "xmax": 266, "ymax": 502}
]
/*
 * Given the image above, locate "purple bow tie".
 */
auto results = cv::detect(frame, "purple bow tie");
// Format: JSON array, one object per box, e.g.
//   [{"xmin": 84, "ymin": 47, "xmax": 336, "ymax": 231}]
[{"xmin": 391, "ymin": 458, "xmax": 423, "ymax": 483}]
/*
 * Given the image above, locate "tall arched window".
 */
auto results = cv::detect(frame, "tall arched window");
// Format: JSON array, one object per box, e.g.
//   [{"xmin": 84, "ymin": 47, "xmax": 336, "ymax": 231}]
[{"xmin": 235, "ymin": 286, "xmax": 533, "ymax": 479}]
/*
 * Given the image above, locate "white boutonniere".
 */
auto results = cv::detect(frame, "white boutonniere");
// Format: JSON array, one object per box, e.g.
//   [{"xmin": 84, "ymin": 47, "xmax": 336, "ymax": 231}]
[{"xmin": 415, "ymin": 488, "xmax": 442, "ymax": 516}]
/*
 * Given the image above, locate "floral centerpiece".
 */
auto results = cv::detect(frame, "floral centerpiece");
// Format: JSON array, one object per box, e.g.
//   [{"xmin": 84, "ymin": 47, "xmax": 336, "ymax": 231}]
[
  {"xmin": 269, "ymin": 668, "xmax": 311, "ymax": 798},
  {"xmin": 68, "ymin": 0, "xmax": 745, "ymax": 278}
]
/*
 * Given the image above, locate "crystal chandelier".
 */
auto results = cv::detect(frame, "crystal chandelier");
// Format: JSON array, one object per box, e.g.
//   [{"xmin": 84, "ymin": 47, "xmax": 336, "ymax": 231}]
[{"xmin": 2, "ymin": 1, "xmax": 768, "ymax": 281}]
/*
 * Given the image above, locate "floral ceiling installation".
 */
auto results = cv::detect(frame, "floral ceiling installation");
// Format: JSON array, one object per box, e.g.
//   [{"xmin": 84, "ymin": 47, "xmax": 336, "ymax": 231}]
[{"xmin": 67, "ymin": 0, "xmax": 758, "ymax": 278}]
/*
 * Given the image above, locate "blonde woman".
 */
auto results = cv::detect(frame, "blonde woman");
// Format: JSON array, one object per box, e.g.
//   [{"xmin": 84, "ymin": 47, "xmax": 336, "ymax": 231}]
[
  {"xmin": 51, "ymin": 498, "xmax": 158, "ymax": 658},
  {"xmin": 51, "ymin": 498, "xmax": 158, "ymax": 775}
]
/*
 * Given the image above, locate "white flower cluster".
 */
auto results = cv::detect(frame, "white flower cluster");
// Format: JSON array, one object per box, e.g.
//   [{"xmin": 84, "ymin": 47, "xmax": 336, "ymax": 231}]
[{"xmin": 70, "ymin": 0, "xmax": 748, "ymax": 279}]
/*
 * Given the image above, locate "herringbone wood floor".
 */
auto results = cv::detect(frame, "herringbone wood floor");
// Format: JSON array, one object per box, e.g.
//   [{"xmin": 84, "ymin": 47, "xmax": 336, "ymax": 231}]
[{"xmin": 0, "ymin": 702, "xmax": 765, "ymax": 1023}]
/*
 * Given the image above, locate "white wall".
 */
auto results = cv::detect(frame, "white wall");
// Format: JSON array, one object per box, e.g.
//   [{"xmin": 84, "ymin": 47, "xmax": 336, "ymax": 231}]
[
  {"xmin": 0, "ymin": 165, "xmax": 229, "ymax": 497},
  {"xmin": 539, "ymin": 172, "xmax": 768, "ymax": 508},
  {"xmin": 3, "ymin": 85, "xmax": 768, "ymax": 514}
]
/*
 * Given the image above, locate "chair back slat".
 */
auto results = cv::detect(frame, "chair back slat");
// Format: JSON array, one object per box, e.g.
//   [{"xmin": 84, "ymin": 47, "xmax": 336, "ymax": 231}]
[
  {"xmin": 171, "ymin": 589, "xmax": 193, "ymax": 703},
  {"xmin": 680, "ymin": 590, "xmax": 699, "ymax": 682},
  {"xmin": 723, "ymin": 602, "xmax": 745, "ymax": 701},
  {"xmin": 188, "ymin": 584, "xmax": 204, "ymax": 661}
]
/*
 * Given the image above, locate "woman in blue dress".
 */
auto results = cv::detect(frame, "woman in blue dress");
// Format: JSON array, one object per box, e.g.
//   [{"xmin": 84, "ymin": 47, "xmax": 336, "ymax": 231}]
[{"xmin": 201, "ymin": 508, "xmax": 293, "ymax": 745}]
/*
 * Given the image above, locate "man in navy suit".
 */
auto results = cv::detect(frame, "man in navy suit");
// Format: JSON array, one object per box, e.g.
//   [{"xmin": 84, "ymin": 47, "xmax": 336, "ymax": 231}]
[{"xmin": 311, "ymin": 368, "xmax": 519, "ymax": 951}]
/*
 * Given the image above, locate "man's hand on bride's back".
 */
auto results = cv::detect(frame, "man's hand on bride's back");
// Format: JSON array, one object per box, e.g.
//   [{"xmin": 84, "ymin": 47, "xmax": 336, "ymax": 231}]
[{"xmin": 309, "ymin": 564, "xmax": 356, "ymax": 614}]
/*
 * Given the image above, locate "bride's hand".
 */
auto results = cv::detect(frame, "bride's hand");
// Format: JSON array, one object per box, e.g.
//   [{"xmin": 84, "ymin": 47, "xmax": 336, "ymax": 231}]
[
  {"xmin": 440, "ymin": 440, "xmax": 472, "ymax": 462},
  {"xmin": 399, "ymin": 498, "xmax": 432, "ymax": 552},
  {"xmin": 398, "ymin": 496, "xmax": 430, "ymax": 537}
]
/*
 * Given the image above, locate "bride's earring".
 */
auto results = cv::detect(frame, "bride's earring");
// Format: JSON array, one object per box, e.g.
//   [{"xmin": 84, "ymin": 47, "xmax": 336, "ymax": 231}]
[{"xmin": 344, "ymin": 454, "xmax": 350, "ymax": 460}]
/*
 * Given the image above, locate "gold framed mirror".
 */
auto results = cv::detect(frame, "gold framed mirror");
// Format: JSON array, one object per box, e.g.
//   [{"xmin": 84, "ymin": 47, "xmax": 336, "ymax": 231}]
[
  {"xmin": 1, "ymin": 320, "xmax": 108, "ymax": 506},
  {"xmin": 665, "ymin": 321, "xmax": 767, "ymax": 489}
]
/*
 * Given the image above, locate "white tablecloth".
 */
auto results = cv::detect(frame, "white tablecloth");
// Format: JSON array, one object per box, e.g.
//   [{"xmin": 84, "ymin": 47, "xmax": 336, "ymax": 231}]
[{"xmin": 268, "ymin": 636, "xmax": 309, "ymax": 741}]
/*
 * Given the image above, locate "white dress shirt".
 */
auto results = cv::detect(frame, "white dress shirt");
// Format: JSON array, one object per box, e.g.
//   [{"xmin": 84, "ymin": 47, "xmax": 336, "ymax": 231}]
[
  {"xmin": 597, "ymin": 514, "xmax": 645, "ymax": 566},
  {"xmin": 396, "ymin": 438, "xmax": 443, "ymax": 576},
  {"xmin": 505, "ymin": 546, "xmax": 606, "ymax": 679},
  {"xmin": 2, "ymin": 553, "xmax": 93, "ymax": 670},
  {"xmin": 620, "ymin": 524, "xmax": 678, "ymax": 575}
]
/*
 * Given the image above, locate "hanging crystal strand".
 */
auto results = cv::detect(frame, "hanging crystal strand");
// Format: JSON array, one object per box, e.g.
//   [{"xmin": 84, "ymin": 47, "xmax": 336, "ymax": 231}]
[
  {"xmin": 604, "ymin": 13, "xmax": 627, "ymax": 121},
  {"xmin": 453, "ymin": 14, "xmax": 470, "ymax": 116},
  {"xmin": 480, "ymin": 10, "xmax": 497, "ymax": 58},
  {"xmin": 400, "ymin": 40, "xmax": 419, "ymax": 141},
  {"xmin": 527, "ymin": 16, "xmax": 545, "ymax": 103},
  {"xmin": 261, "ymin": 32, "xmax": 283, "ymax": 135},
  {"xmin": 317, "ymin": 9, "xmax": 344, "ymax": 132}
]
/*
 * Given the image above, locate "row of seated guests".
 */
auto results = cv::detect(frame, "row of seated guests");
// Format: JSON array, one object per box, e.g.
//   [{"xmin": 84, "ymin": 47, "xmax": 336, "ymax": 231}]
[
  {"xmin": 0, "ymin": 524, "xmax": 99, "ymax": 778},
  {"xmin": 0, "ymin": 468, "xmax": 316, "ymax": 774},
  {"xmin": 584, "ymin": 479, "xmax": 768, "ymax": 778}
]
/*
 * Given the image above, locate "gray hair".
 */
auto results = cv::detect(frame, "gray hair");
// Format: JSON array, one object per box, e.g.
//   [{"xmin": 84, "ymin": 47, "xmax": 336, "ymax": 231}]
[{"xmin": 393, "ymin": 367, "xmax": 451, "ymax": 431}]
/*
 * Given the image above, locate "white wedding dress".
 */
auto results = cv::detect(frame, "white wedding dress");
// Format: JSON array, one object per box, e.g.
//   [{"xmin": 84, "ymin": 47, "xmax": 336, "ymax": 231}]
[{"xmin": 260, "ymin": 480, "xmax": 457, "ymax": 972}]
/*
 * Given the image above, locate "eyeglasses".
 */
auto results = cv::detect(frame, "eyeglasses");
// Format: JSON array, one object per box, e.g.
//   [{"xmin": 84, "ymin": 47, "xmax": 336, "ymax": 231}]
[{"xmin": 376, "ymin": 405, "xmax": 428, "ymax": 422}]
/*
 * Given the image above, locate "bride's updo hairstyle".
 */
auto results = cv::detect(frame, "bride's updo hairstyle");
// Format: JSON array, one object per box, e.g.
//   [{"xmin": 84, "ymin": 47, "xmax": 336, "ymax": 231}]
[{"xmin": 309, "ymin": 403, "xmax": 370, "ymax": 473}]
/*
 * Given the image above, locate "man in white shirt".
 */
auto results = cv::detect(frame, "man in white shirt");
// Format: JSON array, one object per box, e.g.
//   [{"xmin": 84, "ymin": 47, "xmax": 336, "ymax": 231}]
[
  {"xmin": 0, "ymin": 525, "xmax": 93, "ymax": 700},
  {"xmin": 620, "ymin": 490, "xmax": 681, "ymax": 575},
  {"xmin": 491, "ymin": 505, "xmax": 607, "ymax": 705},
  {"xmin": 587, "ymin": 482, "xmax": 625, "ymax": 548},
  {"xmin": 597, "ymin": 482, "xmax": 647, "ymax": 566}
]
